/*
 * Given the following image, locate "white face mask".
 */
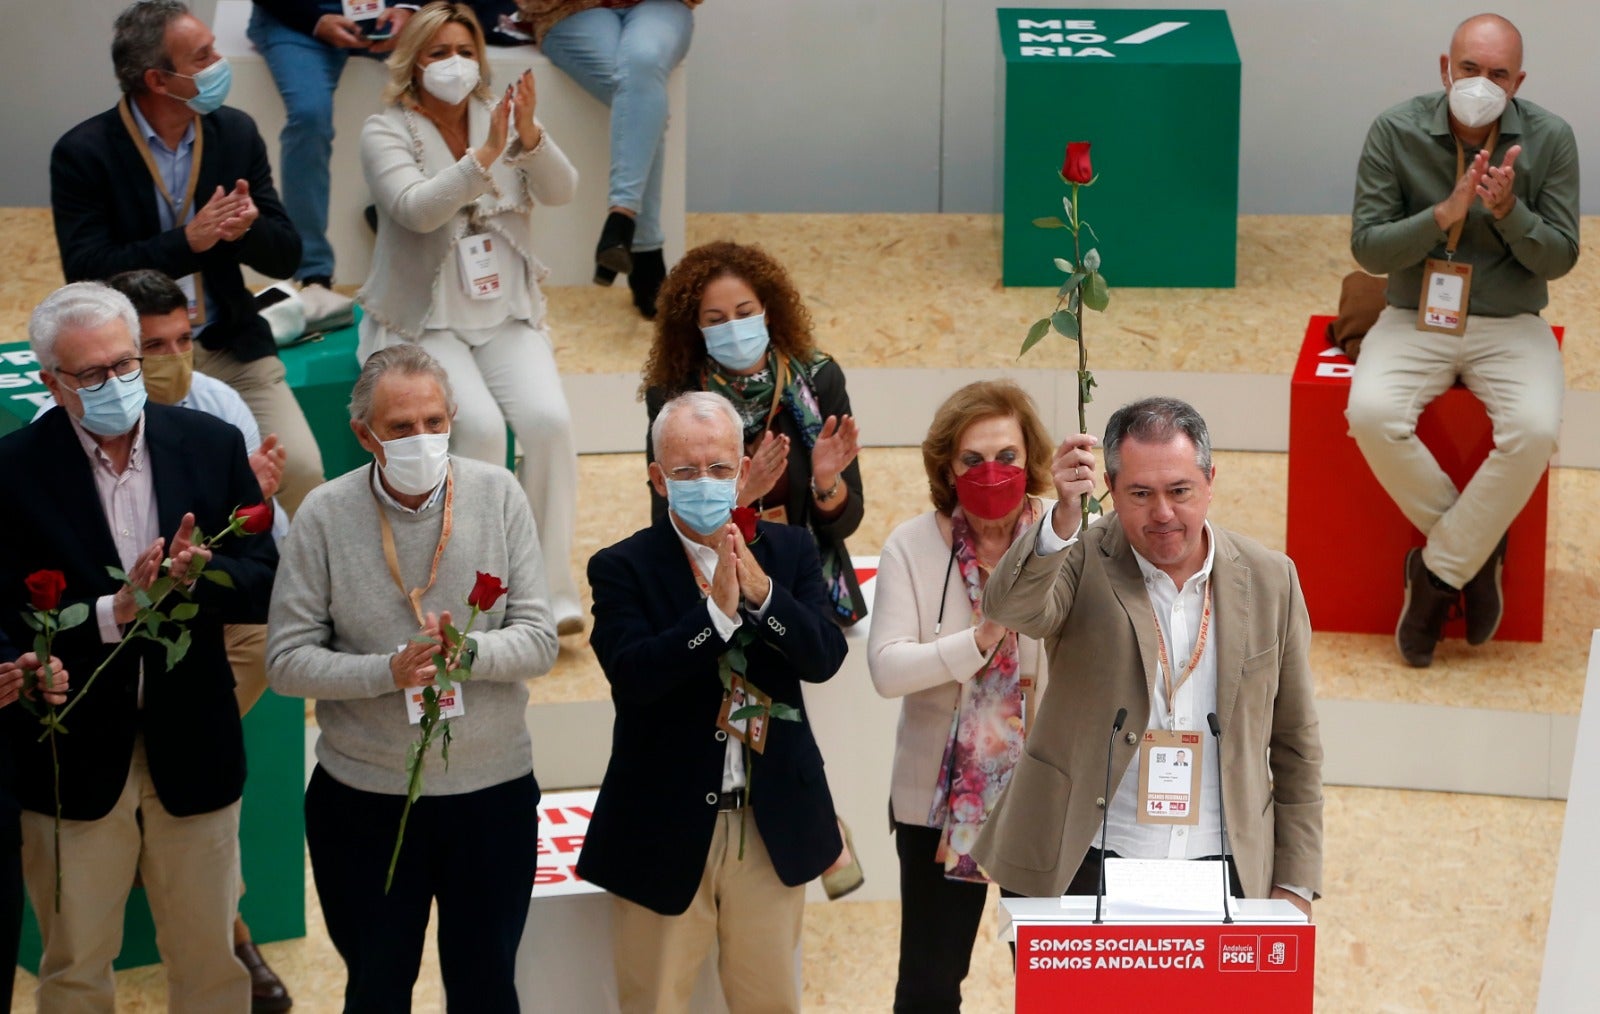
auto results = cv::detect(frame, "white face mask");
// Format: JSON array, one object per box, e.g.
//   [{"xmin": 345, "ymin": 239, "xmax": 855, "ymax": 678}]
[
  {"xmin": 421, "ymin": 55, "xmax": 481, "ymax": 106},
  {"xmin": 378, "ymin": 432, "xmax": 451, "ymax": 496},
  {"xmin": 1448, "ymin": 72, "xmax": 1508, "ymax": 129}
]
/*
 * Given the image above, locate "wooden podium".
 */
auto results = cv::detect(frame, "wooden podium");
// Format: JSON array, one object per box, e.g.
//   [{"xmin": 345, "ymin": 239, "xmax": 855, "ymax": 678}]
[{"xmin": 1004, "ymin": 897, "xmax": 1314, "ymax": 1011}]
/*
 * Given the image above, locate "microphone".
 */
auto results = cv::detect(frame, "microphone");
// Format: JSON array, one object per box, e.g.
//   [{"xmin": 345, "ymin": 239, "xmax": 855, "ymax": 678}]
[
  {"xmin": 1207, "ymin": 712, "xmax": 1233, "ymax": 925},
  {"xmin": 1094, "ymin": 707, "xmax": 1128, "ymax": 925}
]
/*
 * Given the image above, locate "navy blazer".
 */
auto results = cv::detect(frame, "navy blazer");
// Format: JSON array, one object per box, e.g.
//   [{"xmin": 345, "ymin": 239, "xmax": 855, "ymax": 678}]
[
  {"xmin": 579, "ymin": 517, "xmax": 848, "ymax": 915},
  {"xmin": 0, "ymin": 406, "xmax": 276, "ymax": 820},
  {"xmin": 50, "ymin": 102, "xmax": 300, "ymax": 363}
]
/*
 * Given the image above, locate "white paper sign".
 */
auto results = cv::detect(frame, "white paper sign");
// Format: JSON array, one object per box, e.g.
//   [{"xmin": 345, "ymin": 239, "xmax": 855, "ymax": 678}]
[
  {"xmin": 404, "ymin": 683, "xmax": 465, "ymax": 725},
  {"xmin": 342, "ymin": 0, "xmax": 385, "ymax": 20},
  {"xmin": 1103, "ymin": 857, "xmax": 1231, "ymax": 918}
]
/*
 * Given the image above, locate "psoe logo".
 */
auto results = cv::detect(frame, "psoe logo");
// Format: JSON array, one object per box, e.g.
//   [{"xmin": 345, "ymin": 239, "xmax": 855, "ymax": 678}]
[
  {"xmin": 1259, "ymin": 934, "xmax": 1299, "ymax": 972},
  {"xmin": 1218, "ymin": 935, "xmax": 1258, "ymax": 972},
  {"xmin": 1015, "ymin": 18, "xmax": 1189, "ymax": 59}
]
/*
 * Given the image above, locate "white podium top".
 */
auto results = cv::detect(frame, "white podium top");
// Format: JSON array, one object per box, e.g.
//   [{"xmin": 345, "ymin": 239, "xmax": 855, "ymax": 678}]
[{"xmin": 1003, "ymin": 896, "xmax": 1309, "ymax": 926}]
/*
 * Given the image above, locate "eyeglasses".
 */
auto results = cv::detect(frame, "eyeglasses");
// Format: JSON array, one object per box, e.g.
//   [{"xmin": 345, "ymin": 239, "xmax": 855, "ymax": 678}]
[
  {"xmin": 667, "ymin": 463, "xmax": 738, "ymax": 482},
  {"xmin": 57, "ymin": 356, "xmax": 144, "ymax": 393}
]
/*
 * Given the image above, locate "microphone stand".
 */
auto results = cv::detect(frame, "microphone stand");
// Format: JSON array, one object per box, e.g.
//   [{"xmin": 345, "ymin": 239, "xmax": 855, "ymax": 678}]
[
  {"xmin": 1207, "ymin": 712, "xmax": 1233, "ymax": 925},
  {"xmin": 1094, "ymin": 707, "xmax": 1128, "ymax": 925}
]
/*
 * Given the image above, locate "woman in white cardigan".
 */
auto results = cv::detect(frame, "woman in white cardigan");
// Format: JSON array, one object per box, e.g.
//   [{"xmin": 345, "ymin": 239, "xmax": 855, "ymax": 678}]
[
  {"xmin": 359, "ymin": 2, "xmax": 585, "ymax": 634},
  {"xmin": 868, "ymin": 379, "xmax": 1057, "ymax": 1013}
]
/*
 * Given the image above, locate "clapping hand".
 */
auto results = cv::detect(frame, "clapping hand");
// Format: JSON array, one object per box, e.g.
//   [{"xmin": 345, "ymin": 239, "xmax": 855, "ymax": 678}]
[
  {"xmin": 476, "ymin": 87, "xmax": 512, "ymax": 169},
  {"xmin": 1476, "ymin": 144, "xmax": 1521, "ymax": 220},
  {"xmin": 810, "ymin": 415, "xmax": 860, "ymax": 503},
  {"xmin": 511, "ymin": 70, "xmax": 540, "ymax": 149},
  {"xmin": 740, "ymin": 430, "xmax": 789, "ymax": 506},
  {"xmin": 711, "ymin": 528, "xmax": 741, "ymax": 620},
  {"xmin": 249, "ymin": 433, "xmax": 286, "ymax": 500}
]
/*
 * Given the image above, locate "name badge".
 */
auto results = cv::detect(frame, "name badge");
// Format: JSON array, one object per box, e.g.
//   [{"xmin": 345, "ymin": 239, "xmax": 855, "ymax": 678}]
[
  {"xmin": 405, "ymin": 683, "xmax": 465, "ymax": 725},
  {"xmin": 1417, "ymin": 258, "xmax": 1472, "ymax": 336},
  {"xmin": 456, "ymin": 234, "xmax": 502, "ymax": 300},
  {"xmin": 716, "ymin": 674, "xmax": 772, "ymax": 755},
  {"xmin": 342, "ymin": 0, "xmax": 384, "ymax": 20},
  {"xmin": 176, "ymin": 274, "xmax": 202, "ymax": 325},
  {"xmin": 1136, "ymin": 729, "xmax": 1202, "ymax": 825}
]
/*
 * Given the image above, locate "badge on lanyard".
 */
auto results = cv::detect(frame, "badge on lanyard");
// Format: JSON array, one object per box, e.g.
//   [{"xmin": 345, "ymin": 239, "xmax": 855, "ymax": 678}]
[
  {"xmin": 404, "ymin": 677, "xmax": 466, "ymax": 725},
  {"xmin": 1417, "ymin": 128, "xmax": 1497, "ymax": 337},
  {"xmin": 1137, "ymin": 729, "xmax": 1203, "ymax": 825},
  {"xmin": 716, "ymin": 674, "xmax": 772, "ymax": 754},
  {"xmin": 456, "ymin": 234, "xmax": 502, "ymax": 300},
  {"xmin": 342, "ymin": 0, "xmax": 385, "ymax": 19}
]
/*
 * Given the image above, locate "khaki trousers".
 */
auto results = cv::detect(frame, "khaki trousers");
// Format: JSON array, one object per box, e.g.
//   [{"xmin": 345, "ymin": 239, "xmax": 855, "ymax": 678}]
[
  {"xmin": 193, "ymin": 347, "xmax": 324, "ymax": 516},
  {"xmin": 1345, "ymin": 306, "xmax": 1563, "ymax": 588},
  {"xmin": 20, "ymin": 740, "xmax": 247, "ymax": 1013},
  {"xmin": 226, "ymin": 623, "xmax": 269, "ymax": 717},
  {"xmin": 611, "ymin": 811, "xmax": 804, "ymax": 1014}
]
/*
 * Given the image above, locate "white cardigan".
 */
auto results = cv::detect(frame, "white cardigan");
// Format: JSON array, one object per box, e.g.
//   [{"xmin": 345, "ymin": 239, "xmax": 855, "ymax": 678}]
[
  {"xmin": 357, "ymin": 98, "xmax": 578, "ymax": 341},
  {"xmin": 867, "ymin": 503, "xmax": 1052, "ymax": 826}
]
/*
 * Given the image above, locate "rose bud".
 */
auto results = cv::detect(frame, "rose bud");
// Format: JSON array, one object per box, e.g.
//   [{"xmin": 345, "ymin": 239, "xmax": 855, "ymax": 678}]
[
  {"xmin": 233, "ymin": 503, "xmax": 274, "ymax": 536},
  {"xmin": 25, "ymin": 570, "xmax": 67, "ymax": 612},
  {"xmin": 1061, "ymin": 141, "xmax": 1093, "ymax": 184},
  {"xmin": 468, "ymin": 571, "xmax": 509, "ymax": 611}
]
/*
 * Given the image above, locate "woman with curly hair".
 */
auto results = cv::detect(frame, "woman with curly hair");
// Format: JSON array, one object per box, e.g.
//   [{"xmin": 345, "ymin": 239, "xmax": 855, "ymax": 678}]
[{"xmin": 642, "ymin": 240, "xmax": 867, "ymax": 629}]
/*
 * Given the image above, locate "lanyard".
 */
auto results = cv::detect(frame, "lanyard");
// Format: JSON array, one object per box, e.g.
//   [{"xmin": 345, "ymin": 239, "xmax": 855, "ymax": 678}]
[
  {"xmin": 118, "ymin": 96, "xmax": 208, "ymax": 325},
  {"xmin": 373, "ymin": 465, "xmax": 454, "ymax": 626},
  {"xmin": 1447, "ymin": 123, "xmax": 1500, "ymax": 258},
  {"xmin": 1149, "ymin": 580, "xmax": 1211, "ymax": 724}
]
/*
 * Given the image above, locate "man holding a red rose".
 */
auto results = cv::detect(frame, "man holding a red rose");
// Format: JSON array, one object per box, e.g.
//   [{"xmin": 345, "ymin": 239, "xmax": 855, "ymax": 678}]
[
  {"xmin": 0, "ymin": 281, "xmax": 277, "ymax": 1010},
  {"xmin": 581, "ymin": 391, "xmax": 848, "ymax": 1014},
  {"xmin": 267, "ymin": 344, "xmax": 558, "ymax": 1011},
  {"xmin": 1348, "ymin": 13, "xmax": 1577, "ymax": 668}
]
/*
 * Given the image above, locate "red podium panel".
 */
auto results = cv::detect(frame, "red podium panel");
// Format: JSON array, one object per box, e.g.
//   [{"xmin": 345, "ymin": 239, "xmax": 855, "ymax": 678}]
[
  {"xmin": 1015, "ymin": 919, "xmax": 1315, "ymax": 1011},
  {"xmin": 1286, "ymin": 316, "xmax": 1554, "ymax": 641}
]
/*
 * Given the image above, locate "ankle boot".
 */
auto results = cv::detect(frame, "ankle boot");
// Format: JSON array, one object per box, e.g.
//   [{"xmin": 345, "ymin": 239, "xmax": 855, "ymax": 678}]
[
  {"xmin": 595, "ymin": 212, "xmax": 635, "ymax": 279},
  {"xmin": 629, "ymin": 249, "xmax": 667, "ymax": 320}
]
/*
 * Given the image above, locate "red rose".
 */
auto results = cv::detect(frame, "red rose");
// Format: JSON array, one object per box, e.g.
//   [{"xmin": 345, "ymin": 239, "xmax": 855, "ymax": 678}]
[
  {"xmin": 467, "ymin": 572, "xmax": 508, "ymax": 611},
  {"xmin": 25, "ymin": 570, "xmax": 67, "ymax": 612},
  {"xmin": 731, "ymin": 507, "xmax": 759, "ymax": 544},
  {"xmin": 1062, "ymin": 142, "xmax": 1093, "ymax": 185},
  {"xmin": 233, "ymin": 503, "xmax": 274, "ymax": 536}
]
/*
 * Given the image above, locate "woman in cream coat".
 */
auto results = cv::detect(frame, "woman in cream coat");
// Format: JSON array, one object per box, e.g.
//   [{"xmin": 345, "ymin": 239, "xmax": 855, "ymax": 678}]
[
  {"xmin": 359, "ymin": 2, "xmax": 585, "ymax": 633},
  {"xmin": 868, "ymin": 379, "xmax": 1057, "ymax": 1013}
]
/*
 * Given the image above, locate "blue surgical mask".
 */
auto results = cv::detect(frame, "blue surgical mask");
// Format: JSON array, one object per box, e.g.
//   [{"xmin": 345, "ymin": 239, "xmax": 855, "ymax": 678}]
[
  {"xmin": 77, "ymin": 373, "xmax": 149, "ymax": 437},
  {"xmin": 666, "ymin": 477, "xmax": 739, "ymax": 536},
  {"xmin": 701, "ymin": 314, "xmax": 771, "ymax": 373},
  {"xmin": 167, "ymin": 58, "xmax": 233, "ymax": 115}
]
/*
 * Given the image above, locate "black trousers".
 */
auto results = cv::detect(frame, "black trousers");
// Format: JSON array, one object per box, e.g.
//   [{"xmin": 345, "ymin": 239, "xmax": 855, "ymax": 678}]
[
  {"xmin": 304, "ymin": 766, "xmax": 540, "ymax": 1014},
  {"xmin": 891, "ymin": 821, "xmax": 992, "ymax": 1013},
  {"xmin": 1, "ymin": 799, "xmax": 18, "ymax": 1014}
]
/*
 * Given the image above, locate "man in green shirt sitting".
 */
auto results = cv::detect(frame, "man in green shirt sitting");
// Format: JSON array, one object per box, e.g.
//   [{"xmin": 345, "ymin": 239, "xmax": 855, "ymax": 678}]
[{"xmin": 1347, "ymin": 12, "xmax": 1577, "ymax": 668}]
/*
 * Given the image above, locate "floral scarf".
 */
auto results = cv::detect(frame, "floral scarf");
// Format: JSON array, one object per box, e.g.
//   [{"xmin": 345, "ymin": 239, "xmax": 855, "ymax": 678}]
[
  {"xmin": 926, "ymin": 501, "xmax": 1035, "ymax": 883},
  {"xmin": 703, "ymin": 350, "xmax": 864, "ymax": 624}
]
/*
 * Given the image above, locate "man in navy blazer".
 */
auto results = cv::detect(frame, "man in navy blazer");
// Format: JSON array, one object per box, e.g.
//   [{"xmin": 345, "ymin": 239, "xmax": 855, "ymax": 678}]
[
  {"xmin": 50, "ymin": 0, "xmax": 323, "ymax": 517},
  {"xmin": 0, "ymin": 283, "xmax": 276, "ymax": 1011},
  {"xmin": 581, "ymin": 391, "xmax": 847, "ymax": 1014}
]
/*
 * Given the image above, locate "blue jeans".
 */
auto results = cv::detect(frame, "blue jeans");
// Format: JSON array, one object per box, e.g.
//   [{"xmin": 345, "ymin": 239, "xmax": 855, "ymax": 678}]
[
  {"xmin": 539, "ymin": 0, "xmax": 694, "ymax": 252},
  {"xmin": 247, "ymin": 4, "xmax": 375, "ymax": 281}
]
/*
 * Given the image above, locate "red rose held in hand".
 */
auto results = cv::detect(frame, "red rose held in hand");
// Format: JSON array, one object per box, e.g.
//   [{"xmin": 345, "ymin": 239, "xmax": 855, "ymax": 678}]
[
  {"xmin": 1062, "ymin": 142, "xmax": 1093, "ymax": 184},
  {"xmin": 25, "ymin": 570, "xmax": 67, "ymax": 612},
  {"xmin": 233, "ymin": 503, "xmax": 274, "ymax": 536},
  {"xmin": 468, "ymin": 572, "xmax": 508, "ymax": 611},
  {"xmin": 731, "ymin": 507, "xmax": 759, "ymax": 544}
]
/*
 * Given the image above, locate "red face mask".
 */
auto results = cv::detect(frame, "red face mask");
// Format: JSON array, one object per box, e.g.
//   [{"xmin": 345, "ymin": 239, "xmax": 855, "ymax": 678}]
[{"xmin": 954, "ymin": 460, "xmax": 1027, "ymax": 520}]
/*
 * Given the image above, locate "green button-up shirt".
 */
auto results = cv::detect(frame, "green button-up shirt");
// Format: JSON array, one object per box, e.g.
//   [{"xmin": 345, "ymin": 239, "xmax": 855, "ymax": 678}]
[{"xmin": 1351, "ymin": 92, "xmax": 1579, "ymax": 318}]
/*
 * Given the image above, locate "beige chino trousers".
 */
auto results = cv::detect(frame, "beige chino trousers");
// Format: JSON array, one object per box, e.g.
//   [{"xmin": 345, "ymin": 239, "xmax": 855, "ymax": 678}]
[{"xmin": 1346, "ymin": 306, "xmax": 1563, "ymax": 588}]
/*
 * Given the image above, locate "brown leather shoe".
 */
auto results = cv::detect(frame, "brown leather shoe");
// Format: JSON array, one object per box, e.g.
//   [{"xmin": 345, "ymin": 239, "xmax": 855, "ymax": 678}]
[
  {"xmin": 235, "ymin": 941, "xmax": 293, "ymax": 1012},
  {"xmin": 1462, "ymin": 534, "xmax": 1509, "ymax": 646},
  {"xmin": 1396, "ymin": 549, "xmax": 1458, "ymax": 667}
]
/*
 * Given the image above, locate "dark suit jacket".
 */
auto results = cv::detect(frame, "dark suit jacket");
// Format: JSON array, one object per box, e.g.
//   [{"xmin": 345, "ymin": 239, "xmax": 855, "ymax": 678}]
[
  {"xmin": 0, "ymin": 406, "xmax": 276, "ymax": 821},
  {"xmin": 645, "ymin": 358, "xmax": 867, "ymax": 621},
  {"xmin": 50, "ymin": 102, "xmax": 301, "ymax": 363},
  {"xmin": 971, "ymin": 515, "xmax": 1324, "ymax": 900},
  {"xmin": 578, "ymin": 517, "xmax": 847, "ymax": 915}
]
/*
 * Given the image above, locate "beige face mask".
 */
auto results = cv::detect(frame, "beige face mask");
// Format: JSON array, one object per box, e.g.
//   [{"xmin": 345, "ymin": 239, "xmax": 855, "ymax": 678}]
[{"xmin": 141, "ymin": 349, "xmax": 194, "ymax": 405}]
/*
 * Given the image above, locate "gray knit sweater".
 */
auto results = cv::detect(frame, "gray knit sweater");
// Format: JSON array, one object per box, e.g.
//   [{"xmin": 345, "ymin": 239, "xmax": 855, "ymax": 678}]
[{"xmin": 267, "ymin": 457, "xmax": 558, "ymax": 795}]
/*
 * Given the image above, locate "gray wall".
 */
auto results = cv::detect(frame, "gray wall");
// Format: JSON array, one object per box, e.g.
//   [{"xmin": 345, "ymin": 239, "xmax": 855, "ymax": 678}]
[{"xmin": 6, "ymin": 1, "xmax": 1599, "ymax": 213}]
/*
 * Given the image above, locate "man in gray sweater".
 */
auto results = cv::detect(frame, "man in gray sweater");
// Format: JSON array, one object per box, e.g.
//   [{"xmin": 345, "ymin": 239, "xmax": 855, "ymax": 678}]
[{"xmin": 266, "ymin": 344, "xmax": 558, "ymax": 1012}]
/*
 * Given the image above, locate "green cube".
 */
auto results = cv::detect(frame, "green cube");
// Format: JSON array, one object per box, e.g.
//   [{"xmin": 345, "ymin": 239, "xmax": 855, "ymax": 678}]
[{"xmin": 997, "ymin": 8, "xmax": 1241, "ymax": 287}]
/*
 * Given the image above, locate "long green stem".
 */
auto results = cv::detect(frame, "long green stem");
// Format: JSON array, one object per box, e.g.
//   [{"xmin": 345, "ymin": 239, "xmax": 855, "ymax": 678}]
[
  {"xmin": 386, "ymin": 729, "xmax": 431, "ymax": 893},
  {"xmin": 1071, "ymin": 184, "xmax": 1092, "ymax": 532}
]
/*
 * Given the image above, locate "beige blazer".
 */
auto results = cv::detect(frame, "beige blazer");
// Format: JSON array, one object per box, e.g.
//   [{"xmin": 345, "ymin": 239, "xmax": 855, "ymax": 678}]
[
  {"xmin": 970, "ymin": 512, "xmax": 1323, "ymax": 900},
  {"xmin": 867, "ymin": 505, "xmax": 1051, "ymax": 826}
]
